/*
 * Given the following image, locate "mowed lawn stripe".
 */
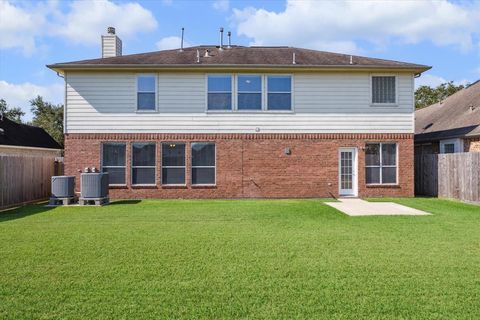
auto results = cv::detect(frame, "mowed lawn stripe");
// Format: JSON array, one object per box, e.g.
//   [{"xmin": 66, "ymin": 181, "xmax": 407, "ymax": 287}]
[{"xmin": 0, "ymin": 198, "xmax": 479, "ymax": 319}]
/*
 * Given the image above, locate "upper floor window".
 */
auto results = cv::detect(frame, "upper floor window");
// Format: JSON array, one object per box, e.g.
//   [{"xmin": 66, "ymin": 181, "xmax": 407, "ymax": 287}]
[
  {"xmin": 137, "ymin": 75, "xmax": 156, "ymax": 111},
  {"xmin": 102, "ymin": 143, "xmax": 126, "ymax": 185},
  {"xmin": 208, "ymin": 75, "xmax": 232, "ymax": 110},
  {"xmin": 237, "ymin": 75, "xmax": 262, "ymax": 110},
  {"xmin": 267, "ymin": 76, "xmax": 292, "ymax": 111},
  {"xmin": 371, "ymin": 76, "xmax": 396, "ymax": 104}
]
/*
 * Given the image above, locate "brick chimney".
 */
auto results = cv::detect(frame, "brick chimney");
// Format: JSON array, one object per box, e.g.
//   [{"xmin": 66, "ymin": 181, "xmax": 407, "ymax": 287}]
[{"xmin": 101, "ymin": 27, "xmax": 122, "ymax": 58}]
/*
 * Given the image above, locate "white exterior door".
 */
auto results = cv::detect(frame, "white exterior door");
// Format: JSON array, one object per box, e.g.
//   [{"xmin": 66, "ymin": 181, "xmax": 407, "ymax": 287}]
[{"xmin": 339, "ymin": 148, "xmax": 358, "ymax": 197}]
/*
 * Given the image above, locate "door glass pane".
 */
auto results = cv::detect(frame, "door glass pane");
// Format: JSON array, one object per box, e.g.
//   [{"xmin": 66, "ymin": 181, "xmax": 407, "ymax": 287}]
[{"xmin": 340, "ymin": 151, "xmax": 353, "ymax": 190}]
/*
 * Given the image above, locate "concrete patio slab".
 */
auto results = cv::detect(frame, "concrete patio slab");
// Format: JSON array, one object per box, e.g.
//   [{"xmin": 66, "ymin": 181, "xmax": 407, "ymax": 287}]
[{"xmin": 326, "ymin": 198, "xmax": 430, "ymax": 216}]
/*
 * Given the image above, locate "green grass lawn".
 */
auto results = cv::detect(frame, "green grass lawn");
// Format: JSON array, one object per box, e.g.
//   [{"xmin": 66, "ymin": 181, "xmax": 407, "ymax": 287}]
[{"xmin": 0, "ymin": 198, "xmax": 479, "ymax": 319}]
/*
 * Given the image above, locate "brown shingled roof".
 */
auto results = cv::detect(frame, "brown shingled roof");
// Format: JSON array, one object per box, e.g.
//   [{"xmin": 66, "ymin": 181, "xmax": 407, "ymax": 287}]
[
  {"xmin": 415, "ymin": 80, "xmax": 480, "ymax": 141},
  {"xmin": 48, "ymin": 45, "xmax": 430, "ymax": 72}
]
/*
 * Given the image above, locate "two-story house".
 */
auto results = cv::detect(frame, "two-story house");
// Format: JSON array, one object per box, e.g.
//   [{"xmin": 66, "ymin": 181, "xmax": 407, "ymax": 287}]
[{"xmin": 48, "ymin": 28, "xmax": 430, "ymax": 199}]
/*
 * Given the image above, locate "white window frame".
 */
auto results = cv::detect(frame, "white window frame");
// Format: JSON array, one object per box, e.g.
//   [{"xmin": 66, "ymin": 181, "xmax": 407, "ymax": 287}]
[
  {"xmin": 161, "ymin": 142, "xmax": 186, "ymax": 186},
  {"xmin": 205, "ymin": 74, "xmax": 294, "ymax": 113},
  {"xmin": 206, "ymin": 74, "xmax": 234, "ymax": 112},
  {"xmin": 365, "ymin": 142, "xmax": 398, "ymax": 185},
  {"xmin": 370, "ymin": 74, "xmax": 398, "ymax": 107},
  {"xmin": 101, "ymin": 142, "xmax": 127, "ymax": 187},
  {"xmin": 191, "ymin": 142, "xmax": 216, "ymax": 186},
  {"xmin": 136, "ymin": 74, "xmax": 157, "ymax": 112},
  {"xmin": 440, "ymin": 138, "xmax": 463, "ymax": 154},
  {"xmin": 266, "ymin": 74, "xmax": 294, "ymax": 112},
  {"xmin": 131, "ymin": 142, "xmax": 156, "ymax": 186}
]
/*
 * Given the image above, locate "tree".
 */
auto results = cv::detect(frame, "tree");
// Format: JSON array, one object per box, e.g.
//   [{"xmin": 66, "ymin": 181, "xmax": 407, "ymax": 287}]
[
  {"xmin": 30, "ymin": 96, "xmax": 64, "ymax": 146},
  {"xmin": 415, "ymin": 81, "xmax": 467, "ymax": 109},
  {"xmin": 0, "ymin": 98, "xmax": 25, "ymax": 123}
]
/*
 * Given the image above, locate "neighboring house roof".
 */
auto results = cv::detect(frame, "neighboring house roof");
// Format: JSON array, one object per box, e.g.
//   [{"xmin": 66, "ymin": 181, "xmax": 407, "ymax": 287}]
[
  {"xmin": 0, "ymin": 117, "xmax": 62, "ymax": 150},
  {"xmin": 48, "ymin": 46, "xmax": 430, "ymax": 73},
  {"xmin": 415, "ymin": 80, "xmax": 480, "ymax": 142}
]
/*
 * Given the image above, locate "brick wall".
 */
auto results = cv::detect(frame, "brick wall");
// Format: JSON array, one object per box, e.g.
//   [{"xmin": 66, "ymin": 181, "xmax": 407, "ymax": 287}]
[
  {"xmin": 464, "ymin": 137, "xmax": 480, "ymax": 152},
  {"xmin": 64, "ymin": 133, "xmax": 414, "ymax": 199}
]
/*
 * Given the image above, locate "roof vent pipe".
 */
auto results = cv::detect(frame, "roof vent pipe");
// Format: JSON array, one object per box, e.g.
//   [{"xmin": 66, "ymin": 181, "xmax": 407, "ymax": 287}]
[
  {"xmin": 204, "ymin": 49, "xmax": 210, "ymax": 57},
  {"xmin": 227, "ymin": 31, "xmax": 231, "ymax": 48},
  {"xmin": 179, "ymin": 27, "xmax": 184, "ymax": 52},
  {"xmin": 196, "ymin": 49, "xmax": 200, "ymax": 63},
  {"xmin": 292, "ymin": 52, "xmax": 296, "ymax": 65},
  {"xmin": 349, "ymin": 55, "xmax": 353, "ymax": 65},
  {"xmin": 219, "ymin": 27, "xmax": 224, "ymax": 50}
]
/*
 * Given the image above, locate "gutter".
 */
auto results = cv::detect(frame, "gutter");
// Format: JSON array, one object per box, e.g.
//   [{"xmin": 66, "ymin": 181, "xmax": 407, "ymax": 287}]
[{"xmin": 47, "ymin": 63, "xmax": 432, "ymax": 74}]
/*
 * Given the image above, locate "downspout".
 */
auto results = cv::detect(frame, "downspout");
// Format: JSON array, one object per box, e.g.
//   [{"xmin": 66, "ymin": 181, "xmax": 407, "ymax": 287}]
[{"xmin": 56, "ymin": 72, "xmax": 67, "ymax": 150}]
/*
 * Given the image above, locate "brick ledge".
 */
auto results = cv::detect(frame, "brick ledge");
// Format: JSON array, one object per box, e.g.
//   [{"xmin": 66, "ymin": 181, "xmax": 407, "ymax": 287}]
[{"xmin": 66, "ymin": 133, "xmax": 414, "ymax": 140}]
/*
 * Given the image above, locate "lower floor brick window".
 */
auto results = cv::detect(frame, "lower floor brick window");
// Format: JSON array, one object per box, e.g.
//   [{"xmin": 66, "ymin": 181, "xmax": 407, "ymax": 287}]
[
  {"xmin": 162, "ymin": 143, "xmax": 186, "ymax": 185},
  {"xmin": 132, "ymin": 142, "xmax": 156, "ymax": 185},
  {"xmin": 191, "ymin": 142, "xmax": 216, "ymax": 185},
  {"xmin": 102, "ymin": 143, "xmax": 126, "ymax": 185},
  {"xmin": 365, "ymin": 142, "xmax": 397, "ymax": 184}
]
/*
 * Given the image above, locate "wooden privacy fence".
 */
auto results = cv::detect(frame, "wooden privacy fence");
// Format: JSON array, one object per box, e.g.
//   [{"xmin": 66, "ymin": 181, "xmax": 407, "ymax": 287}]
[
  {"xmin": 0, "ymin": 154, "xmax": 62, "ymax": 210},
  {"xmin": 415, "ymin": 152, "xmax": 480, "ymax": 203}
]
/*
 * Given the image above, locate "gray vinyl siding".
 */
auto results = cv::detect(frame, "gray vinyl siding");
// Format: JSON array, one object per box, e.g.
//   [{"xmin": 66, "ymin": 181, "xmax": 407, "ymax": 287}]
[
  {"xmin": 158, "ymin": 74, "xmax": 205, "ymax": 112},
  {"xmin": 65, "ymin": 71, "xmax": 414, "ymax": 133},
  {"xmin": 294, "ymin": 73, "xmax": 413, "ymax": 113}
]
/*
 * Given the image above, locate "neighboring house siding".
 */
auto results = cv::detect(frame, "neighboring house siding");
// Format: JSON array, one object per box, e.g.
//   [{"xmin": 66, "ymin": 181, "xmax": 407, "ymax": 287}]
[{"xmin": 65, "ymin": 72, "xmax": 414, "ymax": 133}]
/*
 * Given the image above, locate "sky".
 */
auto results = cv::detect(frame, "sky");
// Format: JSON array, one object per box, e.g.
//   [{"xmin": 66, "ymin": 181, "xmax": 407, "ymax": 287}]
[{"xmin": 1, "ymin": 0, "xmax": 479, "ymax": 120}]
